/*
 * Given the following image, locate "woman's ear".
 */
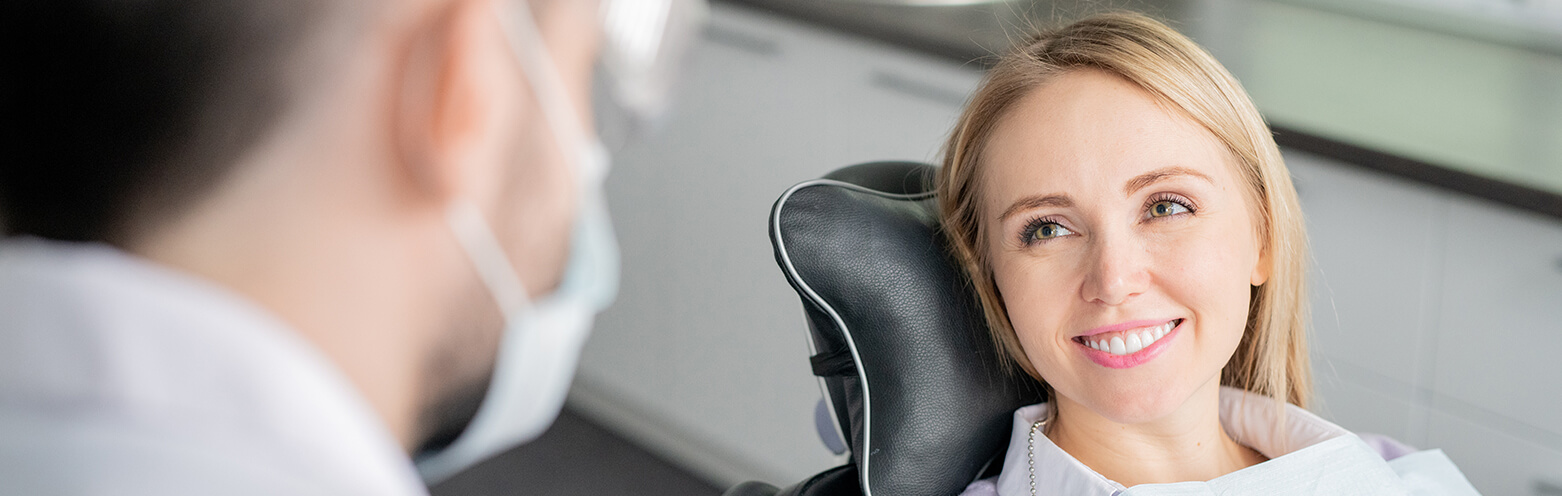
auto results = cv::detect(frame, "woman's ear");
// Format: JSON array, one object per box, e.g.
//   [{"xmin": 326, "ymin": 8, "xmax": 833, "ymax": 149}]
[
  {"xmin": 1250, "ymin": 243, "xmax": 1271, "ymax": 287},
  {"xmin": 393, "ymin": 0, "xmax": 510, "ymax": 206}
]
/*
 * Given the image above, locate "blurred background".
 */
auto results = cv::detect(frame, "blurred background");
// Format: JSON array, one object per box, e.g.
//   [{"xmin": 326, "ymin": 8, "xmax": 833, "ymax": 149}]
[{"xmin": 434, "ymin": 0, "xmax": 1562, "ymax": 494}]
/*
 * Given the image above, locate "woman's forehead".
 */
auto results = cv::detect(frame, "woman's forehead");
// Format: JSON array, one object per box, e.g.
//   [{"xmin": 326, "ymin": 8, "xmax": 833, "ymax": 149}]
[{"xmin": 980, "ymin": 69, "xmax": 1236, "ymax": 208}]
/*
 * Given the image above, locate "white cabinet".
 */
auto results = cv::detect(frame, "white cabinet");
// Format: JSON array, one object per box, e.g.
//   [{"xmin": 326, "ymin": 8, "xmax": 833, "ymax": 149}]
[
  {"xmin": 1285, "ymin": 149, "xmax": 1445, "ymax": 442},
  {"xmin": 1290, "ymin": 148, "xmax": 1562, "ymax": 494},
  {"xmin": 1311, "ymin": 375, "xmax": 1421, "ymax": 443},
  {"xmin": 573, "ymin": 3, "xmax": 982, "ymax": 487},
  {"xmin": 1431, "ymin": 196, "xmax": 1562, "ymax": 448},
  {"xmin": 1425, "ymin": 409, "xmax": 1562, "ymax": 496}
]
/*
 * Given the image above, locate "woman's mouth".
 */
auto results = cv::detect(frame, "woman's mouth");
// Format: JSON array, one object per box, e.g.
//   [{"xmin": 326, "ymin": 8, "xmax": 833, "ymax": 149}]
[
  {"xmin": 1077, "ymin": 319, "xmax": 1178, "ymax": 355},
  {"xmin": 1074, "ymin": 319, "xmax": 1183, "ymax": 369}
]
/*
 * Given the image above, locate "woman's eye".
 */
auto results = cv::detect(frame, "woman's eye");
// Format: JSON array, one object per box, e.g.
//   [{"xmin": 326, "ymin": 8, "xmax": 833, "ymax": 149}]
[
  {"xmin": 1026, "ymin": 222, "xmax": 1073, "ymax": 243},
  {"xmin": 1148, "ymin": 200, "xmax": 1190, "ymax": 218}
]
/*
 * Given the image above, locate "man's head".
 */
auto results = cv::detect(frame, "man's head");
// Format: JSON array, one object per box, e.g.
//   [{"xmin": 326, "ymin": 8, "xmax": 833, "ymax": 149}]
[
  {"xmin": 0, "ymin": 0, "xmax": 601, "ymax": 460},
  {"xmin": 0, "ymin": 0, "xmax": 594, "ymax": 283},
  {"xmin": 0, "ymin": 0, "xmax": 328, "ymax": 243}
]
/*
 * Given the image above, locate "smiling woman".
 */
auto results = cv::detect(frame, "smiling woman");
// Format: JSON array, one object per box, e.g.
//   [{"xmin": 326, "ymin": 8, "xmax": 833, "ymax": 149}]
[{"xmin": 938, "ymin": 11, "xmax": 1479, "ymax": 496}]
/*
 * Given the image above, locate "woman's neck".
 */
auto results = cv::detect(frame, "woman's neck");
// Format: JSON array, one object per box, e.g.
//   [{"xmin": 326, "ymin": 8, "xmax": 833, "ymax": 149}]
[{"xmin": 1045, "ymin": 383, "xmax": 1268, "ymax": 487}]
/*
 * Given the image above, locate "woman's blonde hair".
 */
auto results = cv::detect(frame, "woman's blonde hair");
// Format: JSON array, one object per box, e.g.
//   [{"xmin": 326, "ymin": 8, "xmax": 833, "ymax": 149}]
[{"xmin": 937, "ymin": 12, "xmax": 1312, "ymax": 408}]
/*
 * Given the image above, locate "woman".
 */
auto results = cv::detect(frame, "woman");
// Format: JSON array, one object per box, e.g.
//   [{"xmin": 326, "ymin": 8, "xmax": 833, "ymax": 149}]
[{"xmin": 939, "ymin": 12, "xmax": 1477, "ymax": 495}]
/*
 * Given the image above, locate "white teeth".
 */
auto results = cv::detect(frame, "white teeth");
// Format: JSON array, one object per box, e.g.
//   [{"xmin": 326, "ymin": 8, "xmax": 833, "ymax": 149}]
[{"xmin": 1088, "ymin": 320, "xmax": 1179, "ymax": 356}]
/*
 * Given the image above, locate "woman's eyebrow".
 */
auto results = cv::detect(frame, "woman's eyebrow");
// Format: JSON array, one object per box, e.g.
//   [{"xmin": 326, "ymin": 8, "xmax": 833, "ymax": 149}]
[
  {"xmin": 1123, "ymin": 167, "xmax": 1213, "ymax": 196},
  {"xmin": 998, "ymin": 194, "xmax": 1073, "ymax": 222},
  {"xmin": 996, "ymin": 167, "xmax": 1209, "ymax": 222}
]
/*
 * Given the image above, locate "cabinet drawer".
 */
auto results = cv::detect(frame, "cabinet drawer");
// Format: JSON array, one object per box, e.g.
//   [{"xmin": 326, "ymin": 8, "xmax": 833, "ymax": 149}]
[
  {"xmin": 1425, "ymin": 409, "xmax": 1562, "ymax": 496},
  {"xmin": 1432, "ymin": 197, "xmax": 1562, "ymax": 437},
  {"xmin": 1284, "ymin": 149, "xmax": 1442, "ymax": 392},
  {"xmin": 1311, "ymin": 360, "xmax": 1418, "ymax": 441}
]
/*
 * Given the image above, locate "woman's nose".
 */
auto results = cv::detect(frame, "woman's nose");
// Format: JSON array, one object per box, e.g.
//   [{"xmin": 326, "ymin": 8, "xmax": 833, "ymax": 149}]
[{"xmin": 1079, "ymin": 233, "xmax": 1151, "ymax": 306}]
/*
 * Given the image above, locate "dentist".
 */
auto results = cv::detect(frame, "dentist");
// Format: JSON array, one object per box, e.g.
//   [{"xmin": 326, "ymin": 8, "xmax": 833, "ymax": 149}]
[{"xmin": 0, "ymin": 0, "xmax": 701, "ymax": 493}]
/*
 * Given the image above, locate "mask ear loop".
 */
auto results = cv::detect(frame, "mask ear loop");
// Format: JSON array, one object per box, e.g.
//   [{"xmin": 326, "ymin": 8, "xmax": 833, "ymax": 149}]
[
  {"xmin": 446, "ymin": 201, "xmax": 532, "ymax": 321},
  {"xmin": 419, "ymin": 3, "xmax": 621, "ymax": 485},
  {"xmin": 446, "ymin": 1, "xmax": 608, "ymax": 320},
  {"xmin": 494, "ymin": 0, "xmax": 607, "ymax": 188}
]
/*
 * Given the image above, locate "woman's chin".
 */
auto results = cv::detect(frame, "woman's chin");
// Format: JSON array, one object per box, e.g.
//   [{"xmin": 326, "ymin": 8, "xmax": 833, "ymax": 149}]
[{"xmin": 1065, "ymin": 381, "xmax": 1190, "ymax": 425}]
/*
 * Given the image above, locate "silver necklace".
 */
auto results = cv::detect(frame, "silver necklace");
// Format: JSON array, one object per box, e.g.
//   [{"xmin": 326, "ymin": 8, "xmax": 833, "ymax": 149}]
[{"xmin": 1027, "ymin": 419, "xmax": 1047, "ymax": 496}]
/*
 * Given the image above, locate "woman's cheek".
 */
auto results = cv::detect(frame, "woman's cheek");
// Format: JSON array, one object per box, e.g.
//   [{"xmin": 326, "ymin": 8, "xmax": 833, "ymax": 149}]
[
  {"xmin": 995, "ymin": 258, "xmax": 1073, "ymax": 370},
  {"xmin": 1159, "ymin": 228, "xmax": 1256, "ymax": 350}
]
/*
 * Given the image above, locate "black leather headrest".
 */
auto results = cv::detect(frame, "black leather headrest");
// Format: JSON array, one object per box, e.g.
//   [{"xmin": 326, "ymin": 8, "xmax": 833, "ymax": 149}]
[{"xmin": 769, "ymin": 161, "xmax": 1045, "ymax": 496}]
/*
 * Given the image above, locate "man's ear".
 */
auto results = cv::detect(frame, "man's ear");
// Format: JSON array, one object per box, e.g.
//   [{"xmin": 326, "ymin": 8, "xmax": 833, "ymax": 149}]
[{"xmin": 394, "ymin": 0, "xmax": 510, "ymax": 206}]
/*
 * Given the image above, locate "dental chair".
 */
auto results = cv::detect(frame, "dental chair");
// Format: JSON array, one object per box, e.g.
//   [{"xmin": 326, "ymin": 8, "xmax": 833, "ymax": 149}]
[{"xmin": 725, "ymin": 162, "xmax": 1045, "ymax": 496}]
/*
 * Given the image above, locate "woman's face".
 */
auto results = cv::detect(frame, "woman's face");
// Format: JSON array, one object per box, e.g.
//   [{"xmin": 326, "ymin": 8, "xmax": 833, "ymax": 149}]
[{"xmin": 981, "ymin": 69, "xmax": 1268, "ymax": 424}]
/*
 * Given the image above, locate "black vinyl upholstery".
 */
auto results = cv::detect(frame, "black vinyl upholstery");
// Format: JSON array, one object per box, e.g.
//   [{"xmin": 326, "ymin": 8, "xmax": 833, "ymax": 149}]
[{"xmin": 735, "ymin": 162, "xmax": 1045, "ymax": 496}]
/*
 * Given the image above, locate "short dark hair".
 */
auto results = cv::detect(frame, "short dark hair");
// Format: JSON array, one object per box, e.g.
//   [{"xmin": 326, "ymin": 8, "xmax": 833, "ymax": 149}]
[{"xmin": 0, "ymin": 1, "xmax": 320, "ymax": 244}]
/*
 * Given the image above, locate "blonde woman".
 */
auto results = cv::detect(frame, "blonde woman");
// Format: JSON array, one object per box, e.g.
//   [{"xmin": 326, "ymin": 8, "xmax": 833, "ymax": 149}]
[{"xmin": 940, "ymin": 12, "xmax": 1478, "ymax": 495}]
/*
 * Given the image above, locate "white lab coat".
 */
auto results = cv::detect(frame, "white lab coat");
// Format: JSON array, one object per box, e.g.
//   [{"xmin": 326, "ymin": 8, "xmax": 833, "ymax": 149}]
[
  {"xmin": 0, "ymin": 238, "xmax": 428, "ymax": 495},
  {"xmin": 961, "ymin": 387, "xmax": 1482, "ymax": 496}
]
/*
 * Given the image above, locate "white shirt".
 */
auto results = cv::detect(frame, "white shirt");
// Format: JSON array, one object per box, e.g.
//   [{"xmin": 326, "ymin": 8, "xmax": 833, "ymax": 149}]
[
  {"xmin": 0, "ymin": 238, "xmax": 429, "ymax": 495},
  {"xmin": 962, "ymin": 387, "xmax": 1481, "ymax": 496}
]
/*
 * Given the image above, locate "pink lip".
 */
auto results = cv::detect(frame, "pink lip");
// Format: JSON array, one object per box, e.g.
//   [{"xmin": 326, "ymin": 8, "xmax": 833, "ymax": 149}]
[
  {"xmin": 1075, "ymin": 319, "xmax": 1177, "ymax": 338},
  {"xmin": 1078, "ymin": 319, "xmax": 1183, "ymax": 369}
]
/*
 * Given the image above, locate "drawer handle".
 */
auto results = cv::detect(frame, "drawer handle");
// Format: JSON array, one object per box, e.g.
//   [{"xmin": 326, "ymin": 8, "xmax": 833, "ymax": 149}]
[
  {"xmin": 1537, "ymin": 480, "xmax": 1562, "ymax": 496},
  {"xmin": 702, "ymin": 25, "xmax": 780, "ymax": 57}
]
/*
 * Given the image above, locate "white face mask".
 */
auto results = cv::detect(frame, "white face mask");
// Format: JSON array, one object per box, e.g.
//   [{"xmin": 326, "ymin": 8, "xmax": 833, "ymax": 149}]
[{"xmin": 413, "ymin": 1, "xmax": 620, "ymax": 484}]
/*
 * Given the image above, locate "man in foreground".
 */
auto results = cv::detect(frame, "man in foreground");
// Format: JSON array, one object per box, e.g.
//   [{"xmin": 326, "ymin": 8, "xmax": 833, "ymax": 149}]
[{"xmin": 0, "ymin": 0, "xmax": 700, "ymax": 493}]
